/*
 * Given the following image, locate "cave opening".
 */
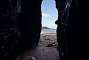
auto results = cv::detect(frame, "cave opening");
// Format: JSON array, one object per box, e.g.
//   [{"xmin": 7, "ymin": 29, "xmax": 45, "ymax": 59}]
[{"xmin": 39, "ymin": 0, "xmax": 58, "ymax": 48}]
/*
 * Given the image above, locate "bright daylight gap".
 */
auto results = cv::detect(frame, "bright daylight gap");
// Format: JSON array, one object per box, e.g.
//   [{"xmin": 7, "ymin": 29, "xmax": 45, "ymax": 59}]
[{"xmin": 38, "ymin": 0, "xmax": 58, "ymax": 47}]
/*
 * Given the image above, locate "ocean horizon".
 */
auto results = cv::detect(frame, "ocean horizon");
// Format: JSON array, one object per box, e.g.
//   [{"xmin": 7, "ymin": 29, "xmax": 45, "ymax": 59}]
[{"xmin": 41, "ymin": 28, "xmax": 56, "ymax": 34}]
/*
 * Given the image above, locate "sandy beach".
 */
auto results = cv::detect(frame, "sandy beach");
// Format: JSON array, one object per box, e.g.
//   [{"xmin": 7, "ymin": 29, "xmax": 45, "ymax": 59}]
[{"xmin": 39, "ymin": 33, "xmax": 58, "ymax": 47}]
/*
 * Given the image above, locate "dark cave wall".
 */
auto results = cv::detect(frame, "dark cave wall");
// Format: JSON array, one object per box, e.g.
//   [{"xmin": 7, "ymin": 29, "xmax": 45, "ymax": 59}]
[
  {"xmin": 56, "ymin": 0, "xmax": 89, "ymax": 60},
  {"xmin": 0, "ymin": 0, "xmax": 18, "ymax": 60},
  {"xmin": 16, "ymin": 0, "xmax": 43, "ymax": 56},
  {"xmin": 0, "ymin": 0, "xmax": 42, "ymax": 59}
]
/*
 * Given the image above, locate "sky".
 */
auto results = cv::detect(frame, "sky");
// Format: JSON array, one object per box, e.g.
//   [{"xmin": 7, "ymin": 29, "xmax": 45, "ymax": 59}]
[{"xmin": 41, "ymin": 0, "xmax": 58, "ymax": 29}]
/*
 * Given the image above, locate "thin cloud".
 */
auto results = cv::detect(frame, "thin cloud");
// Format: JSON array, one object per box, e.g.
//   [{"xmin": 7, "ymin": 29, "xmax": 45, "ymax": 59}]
[{"xmin": 42, "ymin": 13, "xmax": 50, "ymax": 17}]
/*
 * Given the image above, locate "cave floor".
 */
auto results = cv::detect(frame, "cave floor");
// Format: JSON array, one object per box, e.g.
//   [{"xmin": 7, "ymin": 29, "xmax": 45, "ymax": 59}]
[{"xmin": 16, "ymin": 46, "xmax": 60, "ymax": 60}]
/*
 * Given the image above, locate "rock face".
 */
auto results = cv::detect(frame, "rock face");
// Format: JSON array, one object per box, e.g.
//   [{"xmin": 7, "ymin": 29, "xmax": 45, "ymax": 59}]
[
  {"xmin": 0, "ymin": 0, "xmax": 18, "ymax": 60},
  {"xmin": 0, "ymin": 0, "xmax": 42, "ymax": 59},
  {"xmin": 16, "ymin": 0, "xmax": 43, "ymax": 57},
  {"xmin": 55, "ymin": 0, "xmax": 89, "ymax": 60}
]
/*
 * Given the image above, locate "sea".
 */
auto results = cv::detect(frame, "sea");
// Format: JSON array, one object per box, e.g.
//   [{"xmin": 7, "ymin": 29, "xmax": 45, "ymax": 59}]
[{"xmin": 41, "ymin": 28, "xmax": 56, "ymax": 34}]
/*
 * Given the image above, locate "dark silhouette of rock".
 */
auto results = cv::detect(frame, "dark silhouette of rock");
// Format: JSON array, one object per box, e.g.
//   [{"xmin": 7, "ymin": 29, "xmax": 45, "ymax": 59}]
[
  {"xmin": 16, "ymin": 0, "xmax": 42, "ymax": 57},
  {"xmin": 0, "ymin": 0, "xmax": 18, "ymax": 60},
  {"xmin": 55, "ymin": 0, "xmax": 89, "ymax": 60},
  {"xmin": 0, "ymin": 0, "xmax": 9, "ymax": 15}
]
